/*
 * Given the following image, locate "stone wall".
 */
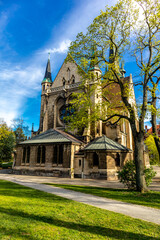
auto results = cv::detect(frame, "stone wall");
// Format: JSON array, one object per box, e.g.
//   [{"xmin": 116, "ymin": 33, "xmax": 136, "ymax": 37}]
[
  {"xmin": 82, "ymin": 151, "xmax": 132, "ymax": 180},
  {"xmin": 14, "ymin": 143, "xmax": 73, "ymax": 177}
]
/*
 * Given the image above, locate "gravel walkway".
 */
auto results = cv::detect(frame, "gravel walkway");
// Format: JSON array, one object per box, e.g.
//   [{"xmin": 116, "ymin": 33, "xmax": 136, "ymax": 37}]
[{"xmin": 0, "ymin": 174, "xmax": 160, "ymax": 225}]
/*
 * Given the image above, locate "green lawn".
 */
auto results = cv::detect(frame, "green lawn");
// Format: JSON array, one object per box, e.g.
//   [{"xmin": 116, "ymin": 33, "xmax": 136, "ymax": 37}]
[
  {"xmin": 46, "ymin": 183, "xmax": 160, "ymax": 209},
  {"xmin": 0, "ymin": 180, "xmax": 160, "ymax": 240}
]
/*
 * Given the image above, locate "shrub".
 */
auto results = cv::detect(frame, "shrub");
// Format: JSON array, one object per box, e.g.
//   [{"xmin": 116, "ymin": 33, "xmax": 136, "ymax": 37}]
[
  {"xmin": 118, "ymin": 160, "xmax": 156, "ymax": 190},
  {"xmin": 144, "ymin": 166, "xmax": 156, "ymax": 187}
]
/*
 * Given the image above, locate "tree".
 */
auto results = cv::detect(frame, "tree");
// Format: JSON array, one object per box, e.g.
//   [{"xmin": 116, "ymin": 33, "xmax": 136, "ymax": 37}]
[
  {"xmin": 0, "ymin": 123, "xmax": 15, "ymax": 163},
  {"xmin": 12, "ymin": 118, "xmax": 29, "ymax": 145},
  {"xmin": 148, "ymin": 77, "xmax": 160, "ymax": 160},
  {"xmin": 145, "ymin": 134, "xmax": 159, "ymax": 165},
  {"xmin": 66, "ymin": 0, "xmax": 160, "ymax": 192}
]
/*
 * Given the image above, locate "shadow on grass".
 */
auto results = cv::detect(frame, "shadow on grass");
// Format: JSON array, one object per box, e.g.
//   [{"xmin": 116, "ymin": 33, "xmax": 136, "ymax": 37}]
[
  {"xmin": 49, "ymin": 184, "xmax": 160, "ymax": 207},
  {"xmin": 0, "ymin": 181, "xmax": 69, "ymax": 203},
  {"xmin": 0, "ymin": 226, "xmax": 37, "ymax": 240},
  {"xmin": 0, "ymin": 206, "xmax": 159, "ymax": 240}
]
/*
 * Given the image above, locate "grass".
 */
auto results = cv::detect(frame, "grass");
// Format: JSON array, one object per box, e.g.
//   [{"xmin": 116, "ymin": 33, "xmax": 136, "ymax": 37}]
[
  {"xmin": 0, "ymin": 180, "xmax": 160, "ymax": 239},
  {"xmin": 46, "ymin": 183, "xmax": 160, "ymax": 209}
]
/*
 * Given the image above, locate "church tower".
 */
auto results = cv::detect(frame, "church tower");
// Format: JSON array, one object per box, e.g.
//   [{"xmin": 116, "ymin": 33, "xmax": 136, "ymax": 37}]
[
  {"xmin": 39, "ymin": 54, "xmax": 52, "ymax": 132},
  {"xmin": 87, "ymin": 46, "xmax": 102, "ymax": 139},
  {"xmin": 41, "ymin": 53, "xmax": 52, "ymax": 93}
]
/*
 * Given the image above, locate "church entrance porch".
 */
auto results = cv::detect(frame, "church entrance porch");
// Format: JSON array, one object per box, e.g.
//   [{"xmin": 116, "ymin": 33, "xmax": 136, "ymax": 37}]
[{"xmin": 80, "ymin": 135, "xmax": 132, "ymax": 180}]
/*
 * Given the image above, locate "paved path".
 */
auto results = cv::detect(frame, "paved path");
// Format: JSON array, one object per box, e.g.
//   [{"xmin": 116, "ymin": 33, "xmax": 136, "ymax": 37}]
[{"xmin": 0, "ymin": 174, "xmax": 160, "ymax": 225}]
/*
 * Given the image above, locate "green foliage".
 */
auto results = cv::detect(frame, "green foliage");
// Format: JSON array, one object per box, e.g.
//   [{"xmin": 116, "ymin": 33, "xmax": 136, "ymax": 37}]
[
  {"xmin": 0, "ymin": 123, "xmax": 15, "ymax": 163},
  {"xmin": 118, "ymin": 160, "xmax": 156, "ymax": 190},
  {"xmin": 14, "ymin": 127, "xmax": 27, "ymax": 145},
  {"xmin": 144, "ymin": 166, "xmax": 156, "ymax": 187},
  {"xmin": 66, "ymin": 0, "xmax": 160, "ymax": 133},
  {"xmin": 12, "ymin": 118, "xmax": 29, "ymax": 145},
  {"xmin": 1, "ymin": 162, "xmax": 13, "ymax": 169},
  {"xmin": 145, "ymin": 135, "xmax": 159, "ymax": 165}
]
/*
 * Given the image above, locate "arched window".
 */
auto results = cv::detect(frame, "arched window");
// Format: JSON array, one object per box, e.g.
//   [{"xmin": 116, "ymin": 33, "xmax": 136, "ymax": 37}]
[
  {"xmin": 96, "ymin": 72, "xmax": 98, "ymax": 80},
  {"xmin": 67, "ymin": 68, "xmax": 70, "ymax": 82},
  {"xmin": 71, "ymin": 75, "xmax": 75, "ymax": 84},
  {"xmin": 37, "ymin": 146, "xmax": 41, "ymax": 163},
  {"xmin": 53, "ymin": 145, "xmax": 57, "ymax": 164},
  {"xmin": 115, "ymin": 153, "xmax": 120, "ymax": 167},
  {"xmin": 42, "ymin": 146, "xmax": 46, "ymax": 164},
  {"xmin": 26, "ymin": 146, "xmax": 30, "ymax": 163},
  {"xmin": 93, "ymin": 152, "xmax": 99, "ymax": 166},
  {"xmin": 59, "ymin": 145, "xmax": 63, "ymax": 164},
  {"xmin": 62, "ymin": 77, "xmax": 66, "ymax": 86},
  {"xmin": 43, "ymin": 85, "xmax": 45, "ymax": 91},
  {"xmin": 22, "ymin": 147, "xmax": 26, "ymax": 163}
]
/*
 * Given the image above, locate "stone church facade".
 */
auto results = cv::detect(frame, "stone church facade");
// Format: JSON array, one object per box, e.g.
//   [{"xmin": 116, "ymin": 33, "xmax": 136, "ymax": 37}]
[{"xmin": 14, "ymin": 54, "xmax": 139, "ymax": 180}]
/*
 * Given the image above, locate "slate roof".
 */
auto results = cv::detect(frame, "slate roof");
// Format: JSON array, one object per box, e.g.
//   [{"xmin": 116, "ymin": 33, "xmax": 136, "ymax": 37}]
[
  {"xmin": 83, "ymin": 135, "xmax": 131, "ymax": 151},
  {"xmin": 42, "ymin": 57, "xmax": 52, "ymax": 84},
  {"xmin": 19, "ymin": 129, "xmax": 83, "ymax": 145}
]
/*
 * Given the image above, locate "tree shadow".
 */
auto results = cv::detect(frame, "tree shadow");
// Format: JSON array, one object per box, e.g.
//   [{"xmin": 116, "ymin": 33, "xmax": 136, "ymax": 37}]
[
  {"xmin": 0, "ymin": 206, "xmax": 159, "ymax": 240},
  {"xmin": 0, "ymin": 181, "xmax": 69, "ymax": 203},
  {"xmin": 0, "ymin": 226, "xmax": 37, "ymax": 240},
  {"xmin": 51, "ymin": 184, "xmax": 160, "ymax": 207}
]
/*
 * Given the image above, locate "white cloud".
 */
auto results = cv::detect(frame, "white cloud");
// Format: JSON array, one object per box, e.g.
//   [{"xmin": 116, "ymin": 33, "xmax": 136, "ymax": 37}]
[
  {"xmin": 44, "ymin": 40, "xmax": 71, "ymax": 54},
  {"xmin": 0, "ymin": 65, "xmax": 43, "ymax": 126},
  {"xmin": 0, "ymin": 0, "xmax": 116, "ymax": 127}
]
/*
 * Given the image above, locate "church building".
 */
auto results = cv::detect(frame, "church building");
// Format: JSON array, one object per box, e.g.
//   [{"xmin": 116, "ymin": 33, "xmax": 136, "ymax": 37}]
[{"xmin": 14, "ymin": 53, "xmax": 137, "ymax": 180}]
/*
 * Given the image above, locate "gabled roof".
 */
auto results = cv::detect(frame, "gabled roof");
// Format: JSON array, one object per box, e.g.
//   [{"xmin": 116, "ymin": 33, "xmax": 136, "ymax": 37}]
[
  {"xmin": 19, "ymin": 129, "xmax": 83, "ymax": 145},
  {"xmin": 83, "ymin": 135, "xmax": 131, "ymax": 151}
]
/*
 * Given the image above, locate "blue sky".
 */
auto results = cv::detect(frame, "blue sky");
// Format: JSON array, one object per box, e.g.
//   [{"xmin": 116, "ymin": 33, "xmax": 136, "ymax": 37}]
[{"xmin": 0, "ymin": 0, "xmax": 154, "ymax": 132}]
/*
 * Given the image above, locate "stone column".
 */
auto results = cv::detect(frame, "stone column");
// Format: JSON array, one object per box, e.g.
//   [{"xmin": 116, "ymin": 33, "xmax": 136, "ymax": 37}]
[
  {"xmin": 45, "ymin": 145, "xmax": 53, "ymax": 168},
  {"xmin": 15, "ymin": 146, "xmax": 23, "ymax": 166},
  {"xmin": 70, "ymin": 144, "xmax": 75, "ymax": 178},
  {"xmin": 106, "ymin": 153, "xmax": 117, "ymax": 180},
  {"xmin": 30, "ymin": 146, "xmax": 37, "ymax": 167}
]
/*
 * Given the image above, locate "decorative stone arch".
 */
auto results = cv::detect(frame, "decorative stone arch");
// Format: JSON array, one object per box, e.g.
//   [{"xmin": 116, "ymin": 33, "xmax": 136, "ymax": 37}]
[
  {"xmin": 66, "ymin": 93, "xmax": 73, "ymax": 105},
  {"xmin": 54, "ymin": 96, "xmax": 65, "ymax": 127},
  {"xmin": 62, "ymin": 77, "xmax": 66, "ymax": 86},
  {"xmin": 71, "ymin": 74, "xmax": 75, "ymax": 84}
]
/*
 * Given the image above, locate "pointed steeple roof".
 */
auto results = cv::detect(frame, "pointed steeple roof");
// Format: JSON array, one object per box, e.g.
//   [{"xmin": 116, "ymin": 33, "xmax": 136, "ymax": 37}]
[
  {"xmin": 89, "ymin": 45, "xmax": 101, "ymax": 72},
  {"xmin": 42, "ymin": 53, "xmax": 52, "ymax": 84}
]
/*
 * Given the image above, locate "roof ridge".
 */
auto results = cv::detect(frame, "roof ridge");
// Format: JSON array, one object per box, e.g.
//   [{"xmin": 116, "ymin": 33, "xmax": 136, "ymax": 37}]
[{"xmin": 54, "ymin": 129, "xmax": 83, "ymax": 144}]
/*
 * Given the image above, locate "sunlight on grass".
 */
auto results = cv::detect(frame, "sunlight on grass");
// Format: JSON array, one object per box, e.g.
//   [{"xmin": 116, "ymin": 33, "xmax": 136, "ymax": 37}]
[
  {"xmin": 0, "ymin": 180, "xmax": 159, "ymax": 240},
  {"xmin": 46, "ymin": 183, "xmax": 160, "ymax": 209}
]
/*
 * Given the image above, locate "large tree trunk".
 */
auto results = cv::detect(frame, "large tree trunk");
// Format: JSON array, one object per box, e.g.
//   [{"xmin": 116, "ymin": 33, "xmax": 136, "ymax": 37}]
[
  {"xmin": 134, "ymin": 133, "xmax": 147, "ymax": 192},
  {"xmin": 130, "ymin": 120, "xmax": 147, "ymax": 192},
  {"xmin": 151, "ymin": 95, "xmax": 160, "ymax": 160}
]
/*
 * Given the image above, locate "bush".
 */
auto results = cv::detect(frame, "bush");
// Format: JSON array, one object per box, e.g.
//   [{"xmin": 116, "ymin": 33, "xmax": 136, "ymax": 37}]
[
  {"xmin": 118, "ymin": 160, "xmax": 156, "ymax": 190},
  {"xmin": 2, "ymin": 162, "xmax": 13, "ymax": 169},
  {"xmin": 144, "ymin": 167, "xmax": 156, "ymax": 187}
]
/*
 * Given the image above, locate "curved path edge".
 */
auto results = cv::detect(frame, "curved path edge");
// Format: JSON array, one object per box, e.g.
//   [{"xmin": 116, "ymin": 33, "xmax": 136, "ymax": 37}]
[{"xmin": 0, "ymin": 174, "xmax": 160, "ymax": 225}]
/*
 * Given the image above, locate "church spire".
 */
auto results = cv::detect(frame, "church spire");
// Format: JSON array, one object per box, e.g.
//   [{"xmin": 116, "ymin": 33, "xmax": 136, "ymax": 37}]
[
  {"xmin": 89, "ymin": 45, "xmax": 101, "ymax": 72},
  {"xmin": 42, "ymin": 53, "xmax": 52, "ymax": 84}
]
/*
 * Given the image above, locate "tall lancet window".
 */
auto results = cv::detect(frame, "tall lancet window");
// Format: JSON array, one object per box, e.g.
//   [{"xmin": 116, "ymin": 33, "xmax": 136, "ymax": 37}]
[
  {"xmin": 62, "ymin": 77, "xmax": 66, "ymax": 86},
  {"xmin": 67, "ymin": 68, "xmax": 70, "ymax": 83}
]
